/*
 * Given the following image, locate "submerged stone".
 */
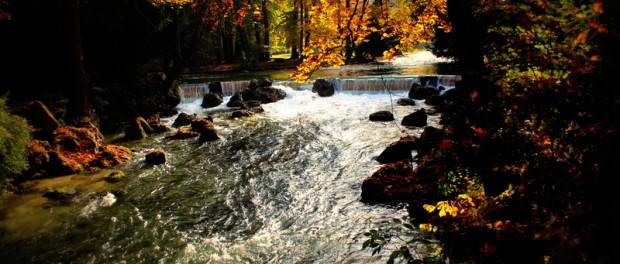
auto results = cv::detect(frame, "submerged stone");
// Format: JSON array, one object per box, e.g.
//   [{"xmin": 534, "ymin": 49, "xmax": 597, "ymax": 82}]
[
  {"xmin": 104, "ymin": 171, "xmax": 126, "ymax": 183},
  {"xmin": 44, "ymin": 186, "xmax": 77, "ymax": 200}
]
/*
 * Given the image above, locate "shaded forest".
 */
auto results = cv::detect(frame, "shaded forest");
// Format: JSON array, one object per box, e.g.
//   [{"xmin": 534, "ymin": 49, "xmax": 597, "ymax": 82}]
[{"xmin": 1, "ymin": 0, "xmax": 620, "ymax": 263}]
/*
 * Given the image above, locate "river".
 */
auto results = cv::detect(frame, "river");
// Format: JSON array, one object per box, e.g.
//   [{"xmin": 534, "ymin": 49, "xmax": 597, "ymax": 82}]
[{"xmin": 0, "ymin": 52, "xmax": 453, "ymax": 263}]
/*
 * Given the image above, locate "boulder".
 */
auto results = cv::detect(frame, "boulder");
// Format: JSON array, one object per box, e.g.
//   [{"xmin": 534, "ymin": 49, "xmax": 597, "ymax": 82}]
[
  {"xmin": 312, "ymin": 79, "xmax": 335, "ymax": 97},
  {"xmin": 227, "ymin": 93, "xmax": 245, "ymax": 107},
  {"xmin": 191, "ymin": 118, "xmax": 214, "ymax": 132},
  {"xmin": 419, "ymin": 76, "xmax": 439, "ymax": 87},
  {"xmin": 396, "ymin": 98, "xmax": 416, "ymax": 106},
  {"xmin": 244, "ymin": 100, "xmax": 262, "ymax": 108},
  {"xmin": 48, "ymin": 151, "xmax": 83, "ymax": 175},
  {"xmin": 90, "ymin": 145, "xmax": 131, "ymax": 168},
  {"xmin": 165, "ymin": 128, "xmax": 199, "ymax": 140},
  {"xmin": 173, "ymin": 113, "xmax": 193, "ymax": 127},
  {"xmin": 417, "ymin": 126, "xmax": 446, "ymax": 159},
  {"xmin": 145, "ymin": 149, "xmax": 167, "ymax": 165},
  {"xmin": 241, "ymin": 78, "xmax": 285, "ymax": 104},
  {"xmin": 401, "ymin": 109, "xmax": 427, "ymax": 127},
  {"xmin": 361, "ymin": 160, "xmax": 416, "ymax": 203},
  {"xmin": 24, "ymin": 101, "xmax": 60, "ymax": 140},
  {"xmin": 247, "ymin": 77, "xmax": 274, "ymax": 90},
  {"xmin": 241, "ymin": 87, "xmax": 286, "ymax": 104},
  {"xmin": 376, "ymin": 136, "xmax": 418, "ymax": 164},
  {"xmin": 124, "ymin": 117, "xmax": 153, "ymax": 140},
  {"xmin": 369, "ymin": 111, "xmax": 395, "ymax": 121},
  {"xmin": 209, "ymin": 82, "xmax": 224, "ymax": 96},
  {"xmin": 52, "ymin": 125, "xmax": 103, "ymax": 152},
  {"xmin": 150, "ymin": 123, "xmax": 172, "ymax": 134},
  {"xmin": 199, "ymin": 128, "xmax": 221, "ymax": 142},
  {"xmin": 249, "ymin": 105, "xmax": 264, "ymax": 113},
  {"xmin": 408, "ymin": 83, "xmax": 439, "ymax": 99},
  {"xmin": 27, "ymin": 140, "xmax": 51, "ymax": 172},
  {"xmin": 146, "ymin": 113, "xmax": 160, "ymax": 125},
  {"xmin": 231, "ymin": 110, "xmax": 254, "ymax": 119},
  {"xmin": 201, "ymin": 92, "xmax": 224, "ymax": 108},
  {"xmin": 425, "ymin": 94, "xmax": 444, "ymax": 106},
  {"xmin": 191, "ymin": 118, "xmax": 221, "ymax": 142}
]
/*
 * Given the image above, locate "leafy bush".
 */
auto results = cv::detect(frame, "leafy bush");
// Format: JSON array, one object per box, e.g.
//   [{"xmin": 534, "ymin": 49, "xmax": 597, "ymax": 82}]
[{"xmin": 0, "ymin": 98, "xmax": 31, "ymax": 184}]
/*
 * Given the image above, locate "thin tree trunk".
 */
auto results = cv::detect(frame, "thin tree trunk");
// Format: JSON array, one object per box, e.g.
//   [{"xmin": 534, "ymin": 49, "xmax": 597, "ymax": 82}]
[
  {"xmin": 67, "ymin": 0, "xmax": 91, "ymax": 120},
  {"xmin": 261, "ymin": 0, "xmax": 270, "ymax": 61}
]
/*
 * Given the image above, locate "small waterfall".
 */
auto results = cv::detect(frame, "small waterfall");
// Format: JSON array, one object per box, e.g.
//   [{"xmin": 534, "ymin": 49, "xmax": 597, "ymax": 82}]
[
  {"xmin": 178, "ymin": 75, "xmax": 462, "ymax": 102},
  {"xmin": 221, "ymin": 80, "xmax": 250, "ymax": 95},
  {"xmin": 179, "ymin": 83, "xmax": 208, "ymax": 101}
]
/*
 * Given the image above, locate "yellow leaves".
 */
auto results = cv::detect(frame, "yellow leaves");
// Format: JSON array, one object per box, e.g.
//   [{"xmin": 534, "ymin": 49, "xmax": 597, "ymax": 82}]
[
  {"xmin": 423, "ymin": 194, "xmax": 479, "ymax": 218},
  {"xmin": 424, "ymin": 201, "xmax": 460, "ymax": 217},
  {"xmin": 149, "ymin": 0, "xmax": 192, "ymax": 7},
  {"xmin": 419, "ymin": 223, "xmax": 438, "ymax": 232}
]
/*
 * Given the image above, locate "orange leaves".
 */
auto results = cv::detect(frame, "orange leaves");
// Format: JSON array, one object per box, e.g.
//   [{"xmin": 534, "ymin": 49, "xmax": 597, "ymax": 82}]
[
  {"xmin": 290, "ymin": 0, "xmax": 450, "ymax": 81},
  {"xmin": 439, "ymin": 139, "xmax": 452, "ymax": 150},
  {"xmin": 593, "ymin": 1, "xmax": 604, "ymax": 13}
]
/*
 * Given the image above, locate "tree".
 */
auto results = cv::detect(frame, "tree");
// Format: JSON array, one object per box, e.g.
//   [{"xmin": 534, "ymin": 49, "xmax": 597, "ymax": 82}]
[
  {"xmin": 289, "ymin": 0, "xmax": 451, "ymax": 82},
  {"xmin": 66, "ymin": 0, "xmax": 91, "ymax": 121}
]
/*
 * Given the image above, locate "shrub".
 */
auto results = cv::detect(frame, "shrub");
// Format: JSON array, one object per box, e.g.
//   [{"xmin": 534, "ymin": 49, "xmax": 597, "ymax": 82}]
[{"xmin": 0, "ymin": 97, "xmax": 32, "ymax": 184}]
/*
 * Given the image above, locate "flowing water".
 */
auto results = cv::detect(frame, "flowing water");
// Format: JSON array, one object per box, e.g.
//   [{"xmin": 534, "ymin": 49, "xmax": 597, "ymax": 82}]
[{"xmin": 1, "ymin": 55, "xmax": 455, "ymax": 263}]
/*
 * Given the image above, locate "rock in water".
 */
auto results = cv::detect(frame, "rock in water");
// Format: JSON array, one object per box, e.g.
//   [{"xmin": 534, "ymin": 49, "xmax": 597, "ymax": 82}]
[
  {"xmin": 124, "ymin": 117, "xmax": 153, "ymax": 140},
  {"xmin": 44, "ymin": 187, "xmax": 77, "ymax": 200},
  {"xmin": 312, "ymin": 79, "xmax": 335, "ymax": 97},
  {"xmin": 408, "ymin": 83, "xmax": 439, "ymax": 99},
  {"xmin": 369, "ymin": 111, "xmax": 395, "ymax": 121},
  {"xmin": 191, "ymin": 118, "xmax": 221, "ymax": 142},
  {"xmin": 361, "ymin": 161, "xmax": 416, "ymax": 203},
  {"xmin": 231, "ymin": 110, "xmax": 254, "ymax": 118},
  {"xmin": 104, "ymin": 171, "xmax": 126, "ymax": 183},
  {"xmin": 396, "ymin": 98, "xmax": 416, "ymax": 106},
  {"xmin": 401, "ymin": 109, "xmax": 427, "ymax": 127},
  {"xmin": 241, "ymin": 87, "xmax": 286, "ymax": 104},
  {"xmin": 209, "ymin": 82, "xmax": 223, "ymax": 96},
  {"xmin": 173, "ymin": 113, "xmax": 193, "ymax": 127},
  {"xmin": 227, "ymin": 93, "xmax": 245, "ymax": 107},
  {"xmin": 376, "ymin": 136, "xmax": 418, "ymax": 164},
  {"xmin": 145, "ymin": 149, "xmax": 166, "ymax": 165},
  {"xmin": 166, "ymin": 128, "xmax": 199, "ymax": 140},
  {"xmin": 241, "ymin": 77, "xmax": 286, "ymax": 104},
  {"xmin": 201, "ymin": 92, "xmax": 224, "ymax": 108},
  {"xmin": 248, "ymin": 77, "xmax": 274, "ymax": 90}
]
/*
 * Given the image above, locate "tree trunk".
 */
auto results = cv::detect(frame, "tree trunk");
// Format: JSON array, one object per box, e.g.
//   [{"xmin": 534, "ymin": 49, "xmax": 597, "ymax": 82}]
[
  {"xmin": 260, "ymin": 0, "xmax": 270, "ymax": 61},
  {"xmin": 67, "ymin": 0, "xmax": 91, "ymax": 120},
  {"xmin": 222, "ymin": 22, "xmax": 235, "ymax": 63},
  {"xmin": 290, "ymin": 1, "xmax": 300, "ymax": 59}
]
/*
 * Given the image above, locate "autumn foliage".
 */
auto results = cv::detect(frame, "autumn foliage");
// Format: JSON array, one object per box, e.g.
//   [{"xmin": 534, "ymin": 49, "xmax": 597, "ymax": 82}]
[
  {"xmin": 383, "ymin": 0, "xmax": 620, "ymax": 262},
  {"xmin": 290, "ymin": 0, "xmax": 451, "ymax": 82}
]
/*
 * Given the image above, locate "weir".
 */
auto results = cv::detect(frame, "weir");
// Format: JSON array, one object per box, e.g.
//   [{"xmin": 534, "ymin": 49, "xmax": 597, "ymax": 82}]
[{"xmin": 178, "ymin": 75, "xmax": 462, "ymax": 102}]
